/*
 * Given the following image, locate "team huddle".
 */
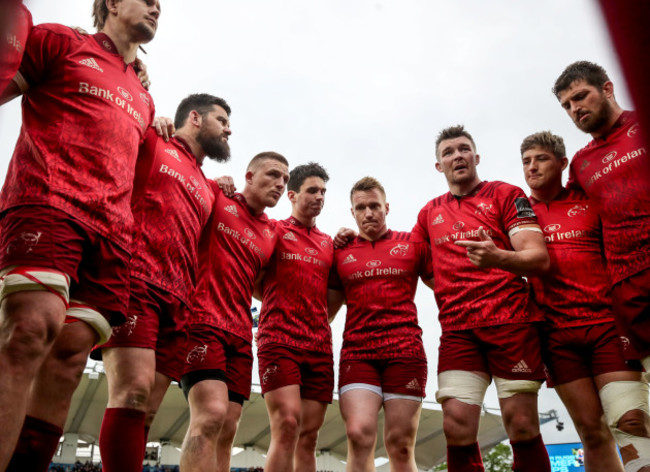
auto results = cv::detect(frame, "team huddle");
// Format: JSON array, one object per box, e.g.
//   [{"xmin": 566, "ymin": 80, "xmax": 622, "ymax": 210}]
[{"xmin": 0, "ymin": 1, "xmax": 649, "ymax": 472}]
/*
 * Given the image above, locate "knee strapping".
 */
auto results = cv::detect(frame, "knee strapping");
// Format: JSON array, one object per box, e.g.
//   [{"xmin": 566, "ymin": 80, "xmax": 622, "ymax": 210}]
[
  {"xmin": 493, "ymin": 376, "xmax": 541, "ymax": 399},
  {"xmin": 436, "ymin": 370, "xmax": 489, "ymax": 406},
  {"xmin": 599, "ymin": 381, "xmax": 650, "ymax": 471},
  {"xmin": 67, "ymin": 300, "xmax": 111, "ymax": 345},
  {"xmin": 0, "ymin": 266, "xmax": 70, "ymax": 307}
]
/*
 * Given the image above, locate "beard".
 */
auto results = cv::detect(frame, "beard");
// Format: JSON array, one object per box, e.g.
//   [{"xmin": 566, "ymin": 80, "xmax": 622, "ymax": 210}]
[
  {"xmin": 132, "ymin": 21, "xmax": 156, "ymax": 44},
  {"xmin": 574, "ymin": 96, "xmax": 614, "ymax": 134},
  {"xmin": 197, "ymin": 128, "xmax": 231, "ymax": 163}
]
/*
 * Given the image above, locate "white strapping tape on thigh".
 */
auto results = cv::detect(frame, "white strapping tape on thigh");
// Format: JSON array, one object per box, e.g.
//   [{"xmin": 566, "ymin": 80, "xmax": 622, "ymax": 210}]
[
  {"xmin": 436, "ymin": 370, "xmax": 489, "ymax": 406},
  {"xmin": 339, "ymin": 383, "xmax": 383, "ymax": 398},
  {"xmin": 67, "ymin": 300, "xmax": 112, "ymax": 345},
  {"xmin": 0, "ymin": 265, "xmax": 70, "ymax": 305},
  {"xmin": 493, "ymin": 376, "xmax": 542, "ymax": 399},
  {"xmin": 599, "ymin": 381, "xmax": 650, "ymax": 471},
  {"xmin": 383, "ymin": 392, "xmax": 423, "ymax": 403}
]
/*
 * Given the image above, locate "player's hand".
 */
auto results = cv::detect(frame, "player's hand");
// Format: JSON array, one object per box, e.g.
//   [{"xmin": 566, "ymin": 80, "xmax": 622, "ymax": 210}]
[
  {"xmin": 216, "ymin": 175, "xmax": 236, "ymax": 196},
  {"xmin": 334, "ymin": 227, "xmax": 357, "ymax": 248},
  {"xmin": 134, "ymin": 57, "xmax": 151, "ymax": 90},
  {"xmin": 72, "ymin": 26, "xmax": 89, "ymax": 35},
  {"xmin": 153, "ymin": 116, "xmax": 175, "ymax": 142},
  {"xmin": 454, "ymin": 226, "xmax": 502, "ymax": 268}
]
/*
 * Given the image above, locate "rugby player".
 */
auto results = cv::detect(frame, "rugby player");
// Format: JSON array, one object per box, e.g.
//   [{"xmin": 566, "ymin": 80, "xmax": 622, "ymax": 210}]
[
  {"xmin": 0, "ymin": 1, "xmax": 159, "ymax": 469},
  {"xmin": 329, "ymin": 177, "xmax": 433, "ymax": 472},
  {"xmin": 179, "ymin": 152, "xmax": 290, "ymax": 472},
  {"xmin": 256, "ymin": 162, "xmax": 335, "ymax": 472},
  {"xmin": 412, "ymin": 125, "xmax": 551, "ymax": 472},
  {"xmin": 521, "ymin": 130, "xmax": 650, "ymax": 472},
  {"xmin": 94, "ymin": 93, "xmax": 231, "ymax": 472},
  {"xmin": 553, "ymin": 61, "xmax": 650, "ymax": 470}
]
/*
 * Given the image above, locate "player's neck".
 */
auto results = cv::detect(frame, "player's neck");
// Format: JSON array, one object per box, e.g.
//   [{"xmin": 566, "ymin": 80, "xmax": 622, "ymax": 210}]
[
  {"xmin": 449, "ymin": 177, "xmax": 482, "ymax": 197},
  {"xmin": 290, "ymin": 211, "xmax": 316, "ymax": 228},
  {"xmin": 530, "ymin": 183, "xmax": 564, "ymax": 204},
  {"xmin": 100, "ymin": 26, "xmax": 141, "ymax": 63},
  {"xmin": 241, "ymin": 189, "xmax": 266, "ymax": 215},
  {"xmin": 174, "ymin": 130, "xmax": 203, "ymax": 164}
]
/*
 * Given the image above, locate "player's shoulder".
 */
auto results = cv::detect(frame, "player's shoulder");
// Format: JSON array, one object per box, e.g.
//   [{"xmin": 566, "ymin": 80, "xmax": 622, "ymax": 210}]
[
  {"xmin": 33, "ymin": 23, "xmax": 84, "ymax": 40},
  {"xmin": 482, "ymin": 180, "xmax": 524, "ymax": 195},
  {"xmin": 563, "ymin": 187, "xmax": 589, "ymax": 202}
]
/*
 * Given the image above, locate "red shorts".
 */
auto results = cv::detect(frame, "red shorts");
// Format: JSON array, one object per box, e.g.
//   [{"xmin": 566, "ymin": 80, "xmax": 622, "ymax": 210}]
[
  {"xmin": 612, "ymin": 268, "xmax": 650, "ymax": 359},
  {"xmin": 182, "ymin": 324, "xmax": 253, "ymax": 401},
  {"xmin": 257, "ymin": 344, "xmax": 334, "ymax": 403},
  {"xmin": 338, "ymin": 357, "xmax": 427, "ymax": 398},
  {"xmin": 0, "ymin": 205, "xmax": 130, "ymax": 325},
  {"xmin": 438, "ymin": 324, "xmax": 545, "ymax": 381},
  {"xmin": 541, "ymin": 322, "xmax": 640, "ymax": 387},
  {"xmin": 93, "ymin": 277, "xmax": 189, "ymax": 382}
]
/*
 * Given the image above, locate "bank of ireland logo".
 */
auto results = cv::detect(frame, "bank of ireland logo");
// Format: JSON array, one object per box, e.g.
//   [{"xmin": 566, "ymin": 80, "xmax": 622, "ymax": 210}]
[
  {"xmin": 186, "ymin": 345, "xmax": 208, "ymax": 364},
  {"xmin": 305, "ymin": 247, "xmax": 318, "ymax": 255},
  {"xmin": 244, "ymin": 228, "xmax": 256, "ymax": 239},
  {"xmin": 190, "ymin": 176, "xmax": 201, "ymax": 189},
  {"xmin": 628, "ymin": 122, "xmax": 640, "ymax": 138},
  {"xmin": 366, "ymin": 260, "xmax": 381, "ymax": 268},
  {"xmin": 601, "ymin": 151, "xmax": 617, "ymax": 164},
  {"xmin": 544, "ymin": 224, "xmax": 561, "ymax": 233},
  {"xmin": 567, "ymin": 204, "xmax": 587, "ymax": 217},
  {"xmin": 453, "ymin": 221, "xmax": 465, "ymax": 231},
  {"xmin": 117, "ymin": 86, "xmax": 133, "ymax": 101},
  {"xmin": 389, "ymin": 243, "xmax": 409, "ymax": 256}
]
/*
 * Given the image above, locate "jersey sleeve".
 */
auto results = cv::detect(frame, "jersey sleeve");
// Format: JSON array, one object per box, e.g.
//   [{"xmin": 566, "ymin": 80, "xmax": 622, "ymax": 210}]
[
  {"xmin": 411, "ymin": 204, "xmax": 431, "ymax": 243},
  {"xmin": 417, "ymin": 241, "xmax": 434, "ymax": 281},
  {"xmin": 19, "ymin": 24, "xmax": 72, "ymax": 88},
  {"xmin": 499, "ymin": 184, "xmax": 538, "ymax": 233}
]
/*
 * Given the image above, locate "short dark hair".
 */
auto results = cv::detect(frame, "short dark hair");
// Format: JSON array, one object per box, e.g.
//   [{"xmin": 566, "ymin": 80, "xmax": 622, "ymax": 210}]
[
  {"xmin": 435, "ymin": 125, "xmax": 476, "ymax": 159},
  {"xmin": 552, "ymin": 61, "xmax": 610, "ymax": 98},
  {"xmin": 174, "ymin": 94, "xmax": 231, "ymax": 130},
  {"xmin": 92, "ymin": 0, "xmax": 115, "ymax": 31},
  {"xmin": 287, "ymin": 162, "xmax": 329, "ymax": 192},
  {"xmin": 350, "ymin": 176, "xmax": 385, "ymax": 202},
  {"xmin": 520, "ymin": 131, "xmax": 566, "ymax": 160},
  {"xmin": 247, "ymin": 152, "xmax": 289, "ymax": 173}
]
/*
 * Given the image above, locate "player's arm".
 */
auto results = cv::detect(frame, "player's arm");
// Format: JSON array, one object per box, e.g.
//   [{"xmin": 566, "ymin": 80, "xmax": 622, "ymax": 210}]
[
  {"xmin": 252, "ymin": 269, "xmax": 266, "ymax": 301},
  {"xmin": 0, "ymin": 78, "xmax": 23, "ymax": 105},
  {"xmin": 327, "ymin": 289, "xmax": 345, "ymax": 323},
  {"xmin": 455, "ymin": 225, "xmax": 549, "ymax": 276}
]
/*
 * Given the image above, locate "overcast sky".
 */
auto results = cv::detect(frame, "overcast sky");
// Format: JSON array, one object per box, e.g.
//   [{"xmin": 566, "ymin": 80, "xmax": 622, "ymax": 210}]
[{"xmin": 0, "ymin": 0, "xmax": 632, "ymax": 448}]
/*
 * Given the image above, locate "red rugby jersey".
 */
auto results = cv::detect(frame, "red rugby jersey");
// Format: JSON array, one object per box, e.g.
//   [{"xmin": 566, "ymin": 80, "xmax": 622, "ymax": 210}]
[
  {"xmin": 0, "ymin": 25, "xmax": 155, "ymax": 250},
  {"xmin": 528, "ymin": 188, "xmax": 614, "ymax": 328},
  {"xmin": 190, "ymin": 186, "xmax": 277, "ymax": 344},
  {"xmin": 330, "ymin": 230, "xmax": 431, "ymax": 361},
  {"xmin": 0, "ymin": 3, "xmax": 31, "ymax": 95},
  {"xmin": 567, "ymin": 111, "xmax": 650, "ymax": 285},
  {"xmin": 257, "ymin": 217, "xmax": 334, "ymax": 354},
  {"xmin": 129, "ymin": 129, "xmax": 215, "ymax": 305},
  {"xmin": 412, "ymin": 181, "xmax": 541, "ymax": 331}
]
